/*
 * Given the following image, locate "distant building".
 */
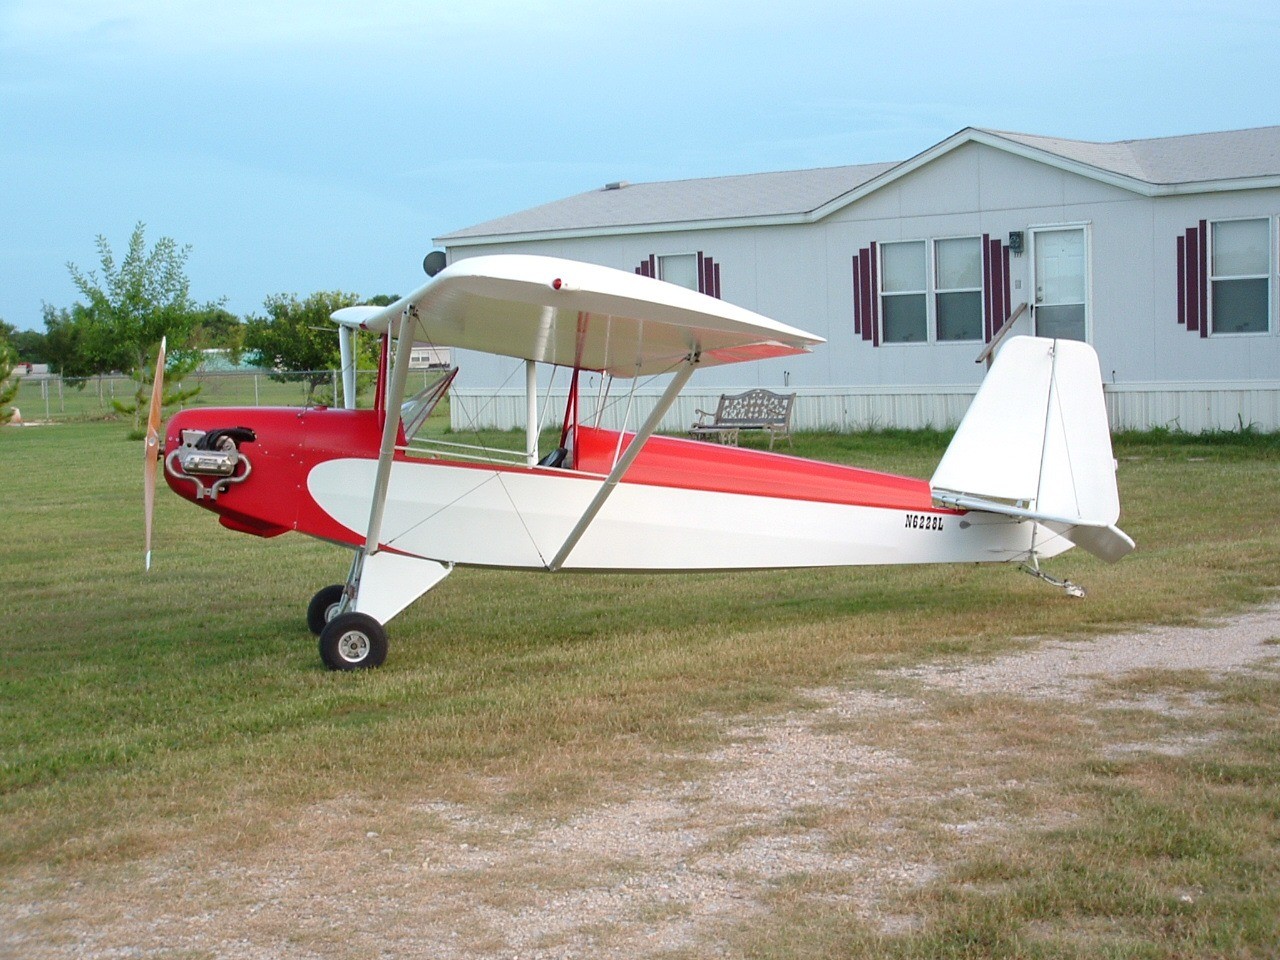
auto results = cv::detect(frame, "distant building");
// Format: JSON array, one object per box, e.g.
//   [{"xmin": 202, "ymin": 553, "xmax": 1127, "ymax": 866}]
[
  {"xmin": 198, "ymin": 349, "xmax": 258, "ymax": 373},
  {"xmin": 436, "ymin": 126, "xmax": 1280, "ymax": 433},
  {"xmin": 409, "ymin": 345, "xmax": 451, "ymax": 370}
]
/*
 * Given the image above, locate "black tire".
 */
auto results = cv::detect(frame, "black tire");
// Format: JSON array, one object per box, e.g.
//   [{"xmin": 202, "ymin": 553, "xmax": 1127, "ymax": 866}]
[
  {"xmin": 307, "ymin": 584, "xmax": 346, "ymax": 636},
  {"xmin": 318, "ymin": 613, "xmax": 388, "ymax": 671}
]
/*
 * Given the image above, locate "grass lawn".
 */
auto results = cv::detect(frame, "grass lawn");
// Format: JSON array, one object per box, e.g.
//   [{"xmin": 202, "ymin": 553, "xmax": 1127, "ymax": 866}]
[{"xmin": 2, "ymin": 419, "xmax": 1278, "ymax": 957}]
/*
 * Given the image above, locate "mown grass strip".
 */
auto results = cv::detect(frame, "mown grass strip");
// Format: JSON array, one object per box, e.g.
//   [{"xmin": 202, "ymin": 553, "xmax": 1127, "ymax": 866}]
[{"xmin": 2, "ymin": 421, "xmax": 1278, "ymax": 956}]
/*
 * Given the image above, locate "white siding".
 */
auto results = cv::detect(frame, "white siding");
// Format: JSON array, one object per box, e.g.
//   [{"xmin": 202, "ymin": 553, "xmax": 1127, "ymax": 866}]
[
  {"xmin": 453, "ymin": 382, "xmax": 1280, "ymax": 435},
  {"xmin": 443, "ymin": 141, "xmax": 1280, "ymax": 433}
]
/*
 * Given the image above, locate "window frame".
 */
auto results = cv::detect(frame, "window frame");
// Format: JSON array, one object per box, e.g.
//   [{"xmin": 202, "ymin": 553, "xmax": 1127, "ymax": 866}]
[
  {"xmin": 877, "ymin": 239, "xmax": 929, "ymax": 344},
  {"xmin": 876, "ymin": 235, "xmax": 986, "ymax": 346},
  {"xmin": 1207, "ymin": 216, "xmax": 1273, "ymax": 337},
  {"xmin": 933, "ymin": 235, "xmax": 985, "ymax": 343}
]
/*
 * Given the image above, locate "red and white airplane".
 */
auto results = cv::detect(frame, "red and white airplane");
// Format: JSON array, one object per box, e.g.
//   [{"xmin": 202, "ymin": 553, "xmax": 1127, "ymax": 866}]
[{"xmin": 146, "ymin": 255, "xmax": 1134, "ymax": 670}]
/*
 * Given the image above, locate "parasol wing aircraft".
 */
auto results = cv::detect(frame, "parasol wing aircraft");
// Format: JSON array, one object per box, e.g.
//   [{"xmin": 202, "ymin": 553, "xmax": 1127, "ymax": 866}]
[{"xmin": 154, "ymin": 254, "xmax": 1133, "ymax": 670}]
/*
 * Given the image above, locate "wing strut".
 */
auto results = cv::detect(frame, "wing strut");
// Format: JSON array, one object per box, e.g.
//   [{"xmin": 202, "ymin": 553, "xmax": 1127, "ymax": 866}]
[
  {"xmin": 547, "ymin": 356, "xmax": 698, "ymax": 572},
  {"xmin": 338, "ymin": 324, "xmax": 357, "ymax": 410},
  {"xmin": 363, "ymin": 305, "xmax": 417, "ymax": 557}
]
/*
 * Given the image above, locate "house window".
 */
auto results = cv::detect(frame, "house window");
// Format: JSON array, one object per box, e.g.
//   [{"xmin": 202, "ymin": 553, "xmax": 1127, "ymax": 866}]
[
  {"xmin": 879, "ymin": 241, "xmax": 928, "ymax": 342},
  {"xmin": 855, "ymin": 235, "xmax": 1009, "ymax": 347},
  {"xmin": 1210, "ymin": 219, "xmax": 1270, "ymax": 334},
  {"xmin": 636, "ymin": 253, "xmax": 722, "ymax": 298},
  {"xmin": 934, "ymin": 237, "xmax": 984, "ymax": 341},
  {"xmin": 877, "ymin": 238, "xmax": 987, "ymax": 344},
  {"xmin": 658, "ymin": 254, "xmax": 699, "ymax": 291}
]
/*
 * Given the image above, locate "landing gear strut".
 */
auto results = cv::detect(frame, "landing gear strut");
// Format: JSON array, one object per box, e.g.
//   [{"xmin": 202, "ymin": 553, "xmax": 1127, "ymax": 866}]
[{"xmin": 309, "ymin": 549, "xmax": 452, "ymax": 670}]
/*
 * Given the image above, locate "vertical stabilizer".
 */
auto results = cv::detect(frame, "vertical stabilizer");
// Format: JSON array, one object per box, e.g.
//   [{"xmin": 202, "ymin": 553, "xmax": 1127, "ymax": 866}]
[{"xmin": 931, "ymin": 337, "xmax": 1132, "ymax": 562}]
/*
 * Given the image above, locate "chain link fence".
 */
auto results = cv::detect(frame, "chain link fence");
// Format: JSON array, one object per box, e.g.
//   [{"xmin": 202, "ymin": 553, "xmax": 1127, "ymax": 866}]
[{"xmin": 4, "ymin": 369, "xmax": 426, "ymax": 423}]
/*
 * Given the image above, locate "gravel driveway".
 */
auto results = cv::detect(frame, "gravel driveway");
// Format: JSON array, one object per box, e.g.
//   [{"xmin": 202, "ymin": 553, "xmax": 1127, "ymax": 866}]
[{"xmin": 7, "ymin": 604, "xmax": 1279, "ymax": 959}]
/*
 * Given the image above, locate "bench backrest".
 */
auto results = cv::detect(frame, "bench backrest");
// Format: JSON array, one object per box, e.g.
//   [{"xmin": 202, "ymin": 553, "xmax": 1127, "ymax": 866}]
[{"xmin": 713, "ymin": 389, "xmax": 795, "ymax": 428}]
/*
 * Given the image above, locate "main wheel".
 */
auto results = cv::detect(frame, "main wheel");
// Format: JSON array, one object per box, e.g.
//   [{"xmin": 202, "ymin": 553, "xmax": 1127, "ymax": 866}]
[
  {"xmin": 307, "ymin": 584, "xmax": 346, "ymax": 636},
  {"xmin": 318, "ymin": 612, "xmax": 388, "ymax": 671}
]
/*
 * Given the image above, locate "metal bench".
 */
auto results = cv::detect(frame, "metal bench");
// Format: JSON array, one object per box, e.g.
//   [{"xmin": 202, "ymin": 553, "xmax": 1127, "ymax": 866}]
[{"xmin": 689, "ymin": 388, "xmax": 796, "ymax": 449}]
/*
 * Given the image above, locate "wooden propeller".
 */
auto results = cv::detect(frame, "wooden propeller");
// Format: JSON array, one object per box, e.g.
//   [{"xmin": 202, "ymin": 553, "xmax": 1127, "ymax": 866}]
[{"xmin": 143, "ymin": 337, "xmax": 166, "ymax": 570}]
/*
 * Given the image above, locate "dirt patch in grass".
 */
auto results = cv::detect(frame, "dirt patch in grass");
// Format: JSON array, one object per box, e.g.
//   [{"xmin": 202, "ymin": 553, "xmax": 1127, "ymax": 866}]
[{"xmin": 5, "ymin": 606, "xmax": 1279, "ymax": 959}]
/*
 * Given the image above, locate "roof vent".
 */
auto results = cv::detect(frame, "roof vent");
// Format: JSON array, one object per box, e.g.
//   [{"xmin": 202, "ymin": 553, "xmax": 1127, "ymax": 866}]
[{"xmin": 603, "ymin": 180, "xmax": 629, "ymax": 191}]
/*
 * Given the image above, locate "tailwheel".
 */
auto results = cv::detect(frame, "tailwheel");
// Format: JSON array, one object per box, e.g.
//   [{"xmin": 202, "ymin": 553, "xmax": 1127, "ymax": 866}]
[
  {"xmin": 307, "ymin": 584, "xmax": 347, "ymax": 636},
  {"xmin": 1019, "ymin": 561, "xmax": 1087, "ymax": 598},
  {"xmin": 319, "ymin": 613, "xmax": 388, "ymax": 671}
]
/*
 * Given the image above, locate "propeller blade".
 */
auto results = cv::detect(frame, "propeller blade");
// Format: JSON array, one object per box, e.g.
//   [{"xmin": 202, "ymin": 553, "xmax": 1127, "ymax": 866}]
[{"xmin": 143, "ymin": 337, "xmax": 166, "ymax": 570}]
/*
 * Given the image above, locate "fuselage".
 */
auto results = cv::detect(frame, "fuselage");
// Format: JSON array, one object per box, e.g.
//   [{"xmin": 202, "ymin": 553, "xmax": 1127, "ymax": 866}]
[{"xmin": 164, "ymin": 407, "xmax": 1062, "ymax": 571}]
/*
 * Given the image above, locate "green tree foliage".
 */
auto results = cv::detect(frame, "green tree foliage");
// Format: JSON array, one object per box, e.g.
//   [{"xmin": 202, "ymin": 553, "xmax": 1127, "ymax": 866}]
[
  {"xmin": 67, "ymin": 222, "xmax": 200, "ymax": 371},
  {"xmin": 187, "ymin": 305, "xmax": 244, "ymax": 359},
  {"xmin": 42, "ymin": 303, "xmax": 115, "ymax": 382},
  {"xmin": 244, "ymin": 291, "xmax": 381, "ymax": 404},
  {"xmin": 0, "ymin": 328, "xmax": 19, "ymax": 424},
  {"xmin": 57, "ymin": 222, "xmax": 212, "ymax": 432},
  {"xmin": 8, "ymin": 328, "xmax": 50, "ymax": 364}
]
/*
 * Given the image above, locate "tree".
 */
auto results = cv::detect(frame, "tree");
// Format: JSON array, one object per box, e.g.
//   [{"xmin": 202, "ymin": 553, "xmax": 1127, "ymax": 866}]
[
  {"xmin": 62, "ymin": 222, "xmax": 209, "ymax": 432},
  {"xmin": 42, "ymin": 303, "xmax": 117, "ymax": 381},
  {"xmin": 8, "ymin": 328, "xmax": 50, "ymax": 364},
  {"xmin": 244, "ymin": 291, "xmax": 381, "ymax": 405},
  {"xmin": 0, "ymin": 328, "xmax": 19, "ymax": 425},
  {"xmin": 187, "ymin": 305, "xmax": 244, "ymax": 360}
]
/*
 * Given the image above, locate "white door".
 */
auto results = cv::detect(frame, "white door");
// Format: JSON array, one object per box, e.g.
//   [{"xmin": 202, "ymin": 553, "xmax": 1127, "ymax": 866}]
[{"xmin": 1031, "ymin": 227, "xmax": 1088, "ymax": 341}]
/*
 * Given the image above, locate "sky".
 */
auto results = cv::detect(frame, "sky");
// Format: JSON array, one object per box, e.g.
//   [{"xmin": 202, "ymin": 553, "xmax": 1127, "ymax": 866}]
[{"xmin": 1, "ymin": 0, "xmax": 1277, "ymax": 330}]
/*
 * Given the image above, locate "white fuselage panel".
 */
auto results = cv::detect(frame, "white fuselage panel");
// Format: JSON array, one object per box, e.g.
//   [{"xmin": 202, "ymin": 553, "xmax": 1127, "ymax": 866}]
[{"xmin": 307, "ymin": 459, "xmax": 1069, "ymax": 571}]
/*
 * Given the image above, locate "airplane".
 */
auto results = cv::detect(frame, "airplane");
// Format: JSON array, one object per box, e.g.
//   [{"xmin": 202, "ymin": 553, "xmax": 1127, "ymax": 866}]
[{"xmin": 145, "ymin": 254, "xmax": 1135, "ymax": 670}]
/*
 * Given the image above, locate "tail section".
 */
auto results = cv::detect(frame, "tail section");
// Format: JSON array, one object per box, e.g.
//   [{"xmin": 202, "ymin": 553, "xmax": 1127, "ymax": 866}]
[{"xmin": 931, "ymin": 337, "xmax": 1134, "ymax": 563}]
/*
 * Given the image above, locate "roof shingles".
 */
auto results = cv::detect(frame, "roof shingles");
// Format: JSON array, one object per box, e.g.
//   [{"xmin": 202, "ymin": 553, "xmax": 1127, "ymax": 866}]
[{"xmin": 438, "ymin": 126, "xmax": 1280, "ymax": 242}]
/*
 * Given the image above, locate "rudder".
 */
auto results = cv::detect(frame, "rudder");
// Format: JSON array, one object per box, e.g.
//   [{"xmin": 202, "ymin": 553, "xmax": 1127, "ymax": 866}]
[{"xmin": 931, "ymin": 337, "xmax": 1133, "ymax": 563}]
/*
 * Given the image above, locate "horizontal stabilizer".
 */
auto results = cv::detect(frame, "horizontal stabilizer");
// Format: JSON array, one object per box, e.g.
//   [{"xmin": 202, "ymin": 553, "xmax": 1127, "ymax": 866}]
[
  {"xmin": 1052, "ymin": 521, "xmax": 1136, "ymax": 564},
  {"xmin": 933, "ymin": 492, "xmax": 1135, "ymax": 563}
]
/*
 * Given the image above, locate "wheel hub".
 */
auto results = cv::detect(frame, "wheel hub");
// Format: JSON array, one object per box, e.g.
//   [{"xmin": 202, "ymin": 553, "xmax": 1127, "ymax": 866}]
[{"xmin": 336, "ymin": 630, "xmax": 370, "ymax": 663}]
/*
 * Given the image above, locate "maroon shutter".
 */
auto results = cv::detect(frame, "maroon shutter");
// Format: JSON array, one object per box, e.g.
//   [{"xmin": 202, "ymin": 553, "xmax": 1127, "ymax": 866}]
[
  {"xmin": 852, "ymin": 246, "xmax": 877, "ymax": 343},
  {"xmin": 982, "ymin": 234, "xmax": 994, "ymax": 341},
  {"xmin": 695, "ymin": 252, "xmax": 722, "ymax": 299},
  {"xmin": 1184, "ymin": 227, "xmax": 1201, "ymax": 334},
  {"xmin": 1177, "ymin": 221, "xmax": 1211, "ymax": 337},
  {"xmin": 1002, "ymin": 244, "xmax": 1012, "ymax": 330},
  {"xmin": 851, "ymin": 244, "xmax": 878, "ymax": 344},
  {"xmin": 1192, "ymin": 220, "xmax": 1203, "ymax": 340},
  {"xmin": 1177, "ymin": 235, "xmax": 1186, "ymax": 326},
  {"xmin": 851, "ymin": 253, "xmax": 863, "ymax": 337},
  {"xmin": 982, "ymin": 236, "xmax": 1014, "ymax": 342},
  {"xmin": 869, "ymin": 242, "xmax": 880, "ymax": 347}
]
